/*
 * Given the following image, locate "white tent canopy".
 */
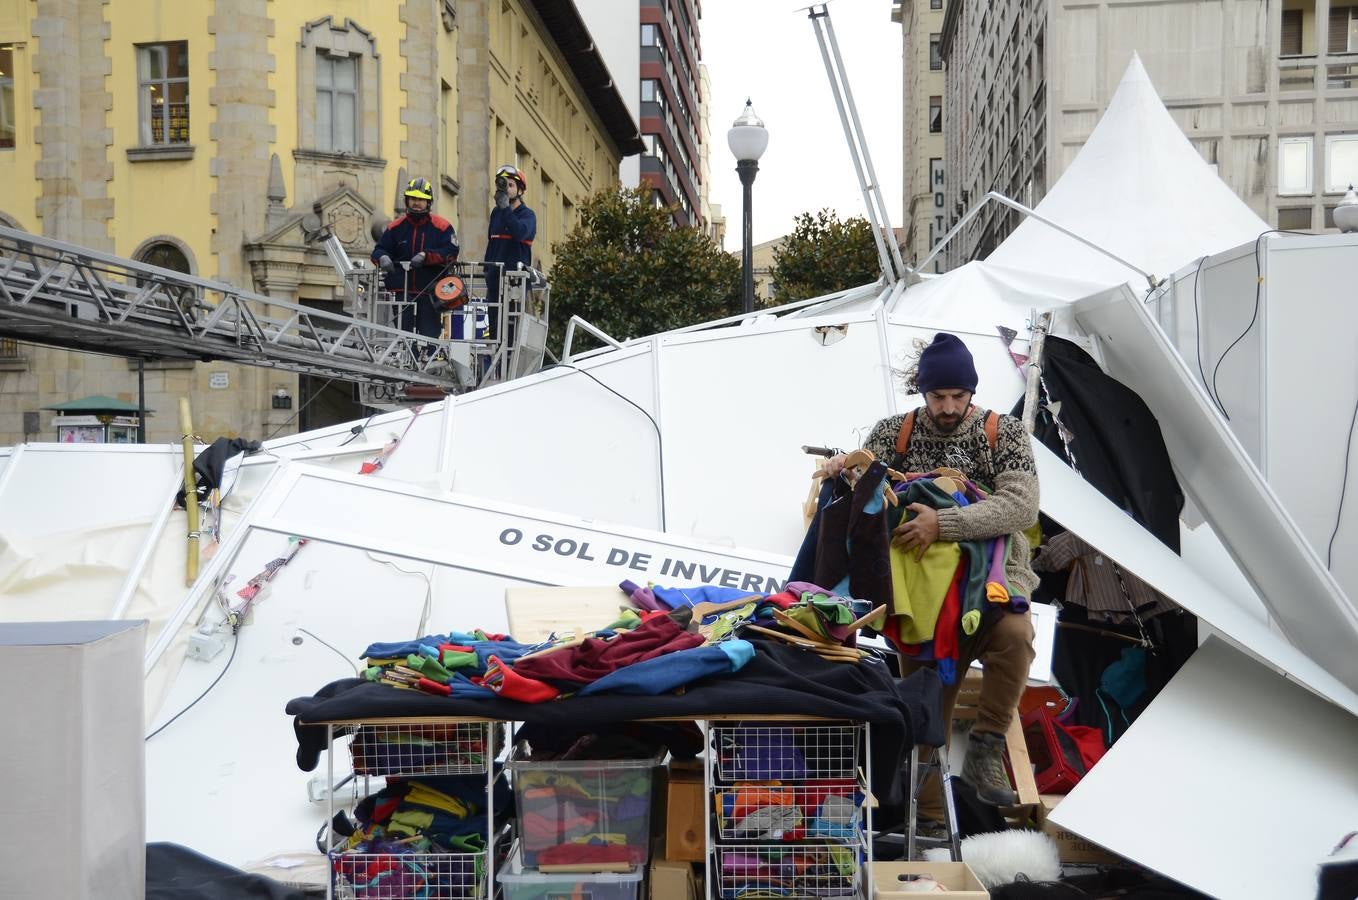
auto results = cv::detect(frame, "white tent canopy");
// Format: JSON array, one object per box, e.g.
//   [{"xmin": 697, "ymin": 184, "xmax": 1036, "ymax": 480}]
[
  {"xmin": 985, "ymin": 53, "xmax": 1269, "ymax": 286},
  {"xmin": 889, "ymin": 54, "xmax": 1270, "ymax": 331}
]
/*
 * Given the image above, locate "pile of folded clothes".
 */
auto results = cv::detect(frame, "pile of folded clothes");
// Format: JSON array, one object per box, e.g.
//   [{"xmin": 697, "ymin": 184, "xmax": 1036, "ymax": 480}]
[
  {"xmin": 719, "ymin": 845, "xmax": 860, "ymax": 899},
  {"xmin": 509, "ymin": 733, "xmax": 663, "ymax": 869},
  {"xmin": 331, "ymin": 773, "xmax": 513, "ymax": 896},
  {"xmin": 715, "ymin": 783, "xmax": 862, "ymax": 841}
]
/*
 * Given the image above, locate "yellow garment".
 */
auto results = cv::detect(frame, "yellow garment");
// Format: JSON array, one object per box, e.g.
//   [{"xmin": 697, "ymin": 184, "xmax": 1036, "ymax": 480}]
[
  {"xmin": 888, "ymin": 539, "xmax": 962, "ymax": 644},
  {"xmin": 985, "ymin": 582, "xmax": 1010, "ymax": 605},
  {"xmin": 387, "ymin": 809, "xmax": 434, "ymax": 837},
  {"xmin": 403, "ymin": 783, "xmax": 472, "ymax": 818}
]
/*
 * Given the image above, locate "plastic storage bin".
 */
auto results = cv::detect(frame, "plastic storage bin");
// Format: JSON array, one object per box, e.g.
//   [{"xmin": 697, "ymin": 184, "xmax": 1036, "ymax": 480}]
[
  {"xmin": 507, "ymin": 746, "xmax": 663, "ymax": 869},
  {"xmin": 497, "ymin": 843, "xmax": 642, "ymax": 900}
]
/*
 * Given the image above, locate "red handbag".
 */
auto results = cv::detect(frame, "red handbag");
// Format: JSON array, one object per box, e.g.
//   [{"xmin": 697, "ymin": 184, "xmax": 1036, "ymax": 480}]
[{"xmin": 1021, "ymin": 706, "xmax": 1107, "ymax": 794}]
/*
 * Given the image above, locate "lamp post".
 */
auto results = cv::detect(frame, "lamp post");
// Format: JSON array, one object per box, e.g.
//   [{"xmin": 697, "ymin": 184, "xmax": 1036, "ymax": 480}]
[{"xmin": 727, "ymin": 100, "xmax": 768, "ymax": 315}]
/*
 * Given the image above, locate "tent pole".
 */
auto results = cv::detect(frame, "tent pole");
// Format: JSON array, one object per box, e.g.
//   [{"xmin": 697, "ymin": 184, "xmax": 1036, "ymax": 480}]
[
  {"xmin": 1022, "ymin": 312, "xmax": 1053, "ymax": 435},
  {"xmin": 180, "ymin": 397, "xmax": 199, "ymax": 586}
]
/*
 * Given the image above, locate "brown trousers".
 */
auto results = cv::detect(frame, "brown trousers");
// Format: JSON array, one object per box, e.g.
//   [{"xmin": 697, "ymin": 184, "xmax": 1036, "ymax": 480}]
[{"xmin": 899, "ymin": 609, "xmax": 1036, "ymax": 819}]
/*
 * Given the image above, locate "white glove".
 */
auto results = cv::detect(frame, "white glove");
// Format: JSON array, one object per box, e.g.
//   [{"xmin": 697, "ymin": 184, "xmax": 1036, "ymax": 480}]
[
  {"xmin": 410, "ymin": 252, "xmax": 427, "ymax": 267},
  {"xmin": 494, "ymin": 190, "xmax": 509, "ymax": 210},
  {"xmin": 378, "ymin": 255, "xmax": 393, "ymax": 272}
]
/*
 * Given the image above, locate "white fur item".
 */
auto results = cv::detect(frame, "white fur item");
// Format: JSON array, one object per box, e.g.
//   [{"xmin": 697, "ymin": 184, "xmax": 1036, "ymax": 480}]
[
  {"xmin": 922, "ymin": 830, "xmax": 1062, "ymax": 889},
  {"xmin": 897, "ymin": 878, "xmax": 948, "ymax": 892}
]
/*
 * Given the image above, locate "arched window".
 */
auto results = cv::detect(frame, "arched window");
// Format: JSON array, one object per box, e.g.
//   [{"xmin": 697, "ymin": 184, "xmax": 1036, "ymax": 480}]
[
  {"xmin": 132, "ymin": 238, "xmax": 197, "ymax": 317},
  {"xmin": 136, "ymin": 241, "xmax": 192, "ymax": 274}
]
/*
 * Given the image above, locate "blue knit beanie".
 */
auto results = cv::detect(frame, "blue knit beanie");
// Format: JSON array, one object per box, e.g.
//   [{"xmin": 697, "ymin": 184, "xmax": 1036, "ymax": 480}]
[{"xmin": 916, "ymin": 332, "xmax": 978, "ymax": 394}]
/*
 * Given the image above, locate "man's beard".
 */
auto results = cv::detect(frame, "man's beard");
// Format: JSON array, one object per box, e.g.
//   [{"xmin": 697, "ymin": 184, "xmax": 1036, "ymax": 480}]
[{"xmin": 930, "ymin": 410, "xmax": 963, "ymax": 433}]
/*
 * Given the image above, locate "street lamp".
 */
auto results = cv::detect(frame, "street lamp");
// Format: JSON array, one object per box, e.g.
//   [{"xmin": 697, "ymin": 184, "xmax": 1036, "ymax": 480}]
[{"xmin": 728, "ymin": 99, "xmax": 768, "ymax": 315}]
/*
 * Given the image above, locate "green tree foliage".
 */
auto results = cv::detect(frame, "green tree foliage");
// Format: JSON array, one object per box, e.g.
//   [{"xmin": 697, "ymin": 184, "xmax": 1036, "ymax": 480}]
[
  {"xmin": 549, "ymin": 186, "xmax": 740, "ymax": 353},
  {"xmin": 769, "ymin": 210, "xmax": 882, "ymax": 302}
]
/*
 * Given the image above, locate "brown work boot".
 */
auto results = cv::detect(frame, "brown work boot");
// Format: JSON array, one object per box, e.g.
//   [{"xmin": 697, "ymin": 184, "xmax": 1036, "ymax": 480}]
[{"xmin": 961, "ymin": 730, "xmax": 1017, "ymax": 806}]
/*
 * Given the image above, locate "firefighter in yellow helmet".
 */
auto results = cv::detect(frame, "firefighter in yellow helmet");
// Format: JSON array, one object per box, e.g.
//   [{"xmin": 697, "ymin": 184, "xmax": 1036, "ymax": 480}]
[{"xmin": 371, "ymin": 177, "xmax": 459, "ymax": 341}]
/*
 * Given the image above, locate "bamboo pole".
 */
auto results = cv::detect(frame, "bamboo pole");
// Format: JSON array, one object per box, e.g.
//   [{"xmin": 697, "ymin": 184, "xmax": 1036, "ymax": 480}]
[
  {"xmin": 1021, "ymin": 312, "xmax": 1054, "ymax": 435},
  {"xmin": 180, "ymin": 398, "xmax": 199, "ymax": 586}
]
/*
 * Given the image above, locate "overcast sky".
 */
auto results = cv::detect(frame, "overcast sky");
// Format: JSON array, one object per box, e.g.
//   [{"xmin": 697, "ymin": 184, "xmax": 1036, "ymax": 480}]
[{"xmin": 701, "ymin": 1, "xmax": 903, "ymax": 252}]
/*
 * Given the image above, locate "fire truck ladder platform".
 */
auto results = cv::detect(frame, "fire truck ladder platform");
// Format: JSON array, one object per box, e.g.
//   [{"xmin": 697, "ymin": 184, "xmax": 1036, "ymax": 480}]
[{"xmin": 0, "ymin": 226, "xmax": 460, "ymax": 390}]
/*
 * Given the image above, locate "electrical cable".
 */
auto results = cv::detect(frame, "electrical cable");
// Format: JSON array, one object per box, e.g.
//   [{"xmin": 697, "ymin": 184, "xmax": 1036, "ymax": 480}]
[
  {"xmin": 338, "ymin": 411, "xmax": 380, "ymax": 447},
  {"xmin": 145, "ymin": 628, "xmax": 239, "ymax": 741},
  {"xmin": 1189, "ymin": 254, "xmax": 1227, "ymax": 417},
  {"xmin": 549, "ymin": 362, "xmax": 667, "ymax": 530},
  {"xmin": 294, "ymin": 627, "xmax": 362, "ymax": 676},
  {"xmin": 1327, "ymin": 389, "xmax": 1358, "ymax": 570},
  {"xmin": 1207, "ymin": 230, "xmax": 1310, "ymax": 420},
  {"xmin": 264, "ymin": 378, "xmax": 335, "ymax": 441},
  {"xmin": 364, "ymin": 550, "xmax": 434, "ymax": 638}
]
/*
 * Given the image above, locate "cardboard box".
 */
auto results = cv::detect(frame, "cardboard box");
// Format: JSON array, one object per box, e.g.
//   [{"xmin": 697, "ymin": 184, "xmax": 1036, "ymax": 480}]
[
  {"xmin": 872, "ymin": 861, "xmax": 990, "ymax": 898},
  {"xmin": 1037, "ymin": 794, "xmax": 1123, "ymax": 866},
  {"xmin": 649, "ymin": 855, "xmax": 699, "ymax": 900},
  {"xmin": 0, "ymin": 621, "xmax": 147, "ymax": 900},
  {"xmin": 662, "ymin": 761, "xmax": 706, "ymax": 862}
]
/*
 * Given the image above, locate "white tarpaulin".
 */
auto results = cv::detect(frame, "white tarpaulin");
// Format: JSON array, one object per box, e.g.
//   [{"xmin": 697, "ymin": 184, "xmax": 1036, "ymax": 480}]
[
  {"xmin": 1052, "ymin": 636, "xmax": 1358, "ymax": 900},
  {"xmin": 1073, "ymin": 287, "xmax": 1358, "ymax": 698}
]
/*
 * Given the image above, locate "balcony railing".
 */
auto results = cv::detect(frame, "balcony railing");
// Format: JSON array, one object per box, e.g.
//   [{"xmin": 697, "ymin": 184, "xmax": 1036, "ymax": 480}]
[
  {"xmin": 1279, "ymin": 53, "xmax": 1358, "ymax": 92},
  {"xmin": 1279, "ymin": 54, "xmax": 1318, "ymax": 92}
]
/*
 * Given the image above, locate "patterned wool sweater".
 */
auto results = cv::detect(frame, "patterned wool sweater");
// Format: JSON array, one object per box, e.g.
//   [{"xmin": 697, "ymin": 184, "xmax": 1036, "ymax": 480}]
[{"xmin": 862, "ymin": 406, "xmax": 1040, "ymax": 597}]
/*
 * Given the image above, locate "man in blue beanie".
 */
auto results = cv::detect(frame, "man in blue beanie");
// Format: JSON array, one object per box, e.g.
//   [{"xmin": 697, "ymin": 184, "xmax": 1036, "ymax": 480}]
[{"xmin": 825, "ymin": 331, "xmax": 1038, "ymax": 813}]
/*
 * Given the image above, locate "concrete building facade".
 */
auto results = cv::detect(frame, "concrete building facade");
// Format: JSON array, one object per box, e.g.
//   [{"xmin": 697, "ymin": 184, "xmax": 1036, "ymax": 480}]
[
  {"xmin": 0, "ymin": 0, "xmax": 639, "ymax": 445},
  {"xmin": 893, "ymin": 0, "xmax": 950, "ymax": 274},
  {"xmin": 936, "ymin": 0, "xmax": 1358, "ymax": 267}
]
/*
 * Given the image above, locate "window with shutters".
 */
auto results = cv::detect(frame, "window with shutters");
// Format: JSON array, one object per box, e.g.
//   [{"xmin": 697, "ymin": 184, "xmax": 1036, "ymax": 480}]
[
  {"xmin": 1281, "ymin": 10, "xmax": 1303, "ymax": 56},
  {"xmin": 1329, "ymin": 6, "xmax": 1357, "ymax": 54},
  {"xmin": 1277, "ymin": 206, "xmax": 1313, "ymax": 230}
]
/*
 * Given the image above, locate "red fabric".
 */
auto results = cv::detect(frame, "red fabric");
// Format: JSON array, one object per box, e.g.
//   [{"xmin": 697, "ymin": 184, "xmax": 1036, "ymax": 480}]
[
  {"xmin": 483, "ymin": 655, "xmax": 561, "ymax": 703},
  {"xmin": 760, "ymin": 590, "xmax": 801, "ymax": 609},
  {"xmin": 416, "ymin": 677, "xmax": 451, "ymax": 696},
  {"xmin": 536, "ymin": 843, "xmax": 643, "ymax": 866},
  {"xmin": 511, "ymin": 613, "xmax": 704, "ymax": 687},
  {"xmin": 931, "ymin": 561, "xmax": 965, "ymax": 680},
  {"xmin": 1064, "ymin": 723, "xmax": 1106, "ymax": 770}
]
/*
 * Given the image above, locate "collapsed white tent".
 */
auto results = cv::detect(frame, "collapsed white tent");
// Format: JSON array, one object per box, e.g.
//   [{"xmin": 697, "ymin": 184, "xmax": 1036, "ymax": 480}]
[
  {"xmin": 890, "ymin": 54, "xmax": 1270, "ymax": 331},
  {"xmin": 2, "ymin": 47, "xmax": 1355, "ymax": 900},
  {"xmin": 984, "ymin": 53, "xmax": 1269, "ymax": 288}
]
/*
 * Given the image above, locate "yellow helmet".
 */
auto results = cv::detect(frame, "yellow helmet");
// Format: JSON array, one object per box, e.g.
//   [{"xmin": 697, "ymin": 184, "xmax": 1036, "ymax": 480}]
[{"xmin": 403, "ymin": 177, "xmax": 434, "ymax": 201}]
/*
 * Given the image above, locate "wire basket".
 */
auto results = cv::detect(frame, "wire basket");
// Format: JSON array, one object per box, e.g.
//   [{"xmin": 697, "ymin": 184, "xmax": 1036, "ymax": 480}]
[
  {"xmin": 714, "ymin": 783, "xmax": 864, "ymax": 842},
  {"xmin": 330, "ymin": 850, "xmax": 485, "ymax": 900},
  {"xmin": 715, "ymin": 843, "xmax": 862, "ymax": 899},
  {"xmin": 348, "ymin": 722, "xmax": 501, "ymax": 777},
  {"xmin": 712, "ymin": 723, "xmax": 862, "ymax": 783}
]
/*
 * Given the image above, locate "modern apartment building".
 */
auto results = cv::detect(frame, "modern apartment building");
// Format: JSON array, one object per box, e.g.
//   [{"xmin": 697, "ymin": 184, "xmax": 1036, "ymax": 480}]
[
  {"xmin": 893, "ymin": 0, "xmax": 950, "ymax": 273},
  {"xmin": 0, "ymin": 0, "xmax": 640, "ymax": 444},
  {"xmin": 578, "ymin": 0, "xmax": 713, "ymax": 232},
  {"xmin": 936, "ymin": 0, "xmax": 1358, "ymax": 266},
  {"xmin": 640, "ymin": 0, "xmax": 704, "ymax": 227}
]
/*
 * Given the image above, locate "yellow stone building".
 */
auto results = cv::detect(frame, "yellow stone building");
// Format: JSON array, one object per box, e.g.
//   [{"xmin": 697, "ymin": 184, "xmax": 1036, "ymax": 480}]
[{"xmin": 0, "ymin": 0, "xmax": 640, "ymax": 443}]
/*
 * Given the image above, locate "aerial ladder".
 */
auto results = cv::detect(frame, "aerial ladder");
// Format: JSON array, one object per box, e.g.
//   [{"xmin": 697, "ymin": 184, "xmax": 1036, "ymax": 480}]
[{"xmin": 0, "ymin": 225, "xmax": 551, "ymax": 405}]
